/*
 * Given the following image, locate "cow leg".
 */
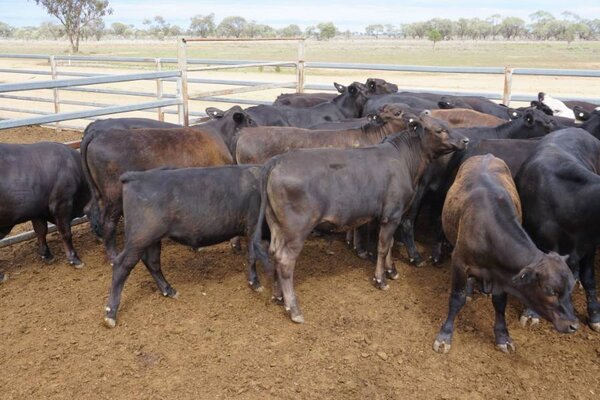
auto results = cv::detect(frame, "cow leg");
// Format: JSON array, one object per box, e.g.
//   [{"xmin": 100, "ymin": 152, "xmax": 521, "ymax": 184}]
[
  {"xmin": 429, "ymin": 192, "xmax": 450, "ymax": 265},
  {"xmin": 230, "ymin": 236, "xmax": 242, "ymax": 254},
  {"xmin": 101, "ymin": 206, "xmax": 121, "ymax": 264},
  {"xmin": 579, "ymin": 251, "xmax": 600, "ymax": 331},
  {"xmin": 493, "ymin": 292, "xmax": 515, "ymax": 353},
  {"xmin": 433, "ymin": 262, "xmax": 468, "ymax": 353},
  {"xmin": 373, "ymin": 222, "xmax": 398, "ymax": 290},
  {"xmin": 271, "ymin": 268, "xmax": 283, "ymax": 305},
  {"xmin": 31, "ymin": 218, "xmax": 53, "ymax": 262},
  {"xmin": 353, "ymin": 224, "xmax": 371, "ymax": 260},
  {"xmin": 519, "ymin": 308, "xmax": 541, "ymax": 327},
  {"xmin": 399, "ymin": 197, "xmax": 426, "ymax": 267},
  {"xmin": 246, "ymin": 234, "xmax": 262, "ymax": 292},
  {"xmin": 275, "ymin": 242, "xmax": 304, "ymax": 323},
  {"xmin": 141, "ymin": 242, "xmax": 177, "ymax": 298},
  {"xmin": 104, "ymin": 246, "xmax": 144, "ymax": 328},
  {"xmin": 54, "ymin": 207, "xmax": 83, "ymax": 267},
  {"xmin": 385, "ymin": 238, "xmax": 399, "ymax": 280}
]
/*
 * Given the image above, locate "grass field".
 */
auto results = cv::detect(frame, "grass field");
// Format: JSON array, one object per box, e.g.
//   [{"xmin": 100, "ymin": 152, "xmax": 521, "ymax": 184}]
[{"xmin": 1, "ymin": 39, "xmax": 600, "ymax": 69}]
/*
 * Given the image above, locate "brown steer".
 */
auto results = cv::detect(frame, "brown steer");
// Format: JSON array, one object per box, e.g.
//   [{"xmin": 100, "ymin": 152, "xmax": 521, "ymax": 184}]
[
  {"xmin": 82, "ymin": 127, "xmax": 234, "ymax": 262},
  {"xmin": 427, "ymin": 109, "xmax": 506, "ymax": 128},
  {"xmin": 235, "ymin": 104, "xmax": 410, "ymax": 164},
  {"xmin": 434, "ymin": 155, "xmax": 578, "ymax": 354}
]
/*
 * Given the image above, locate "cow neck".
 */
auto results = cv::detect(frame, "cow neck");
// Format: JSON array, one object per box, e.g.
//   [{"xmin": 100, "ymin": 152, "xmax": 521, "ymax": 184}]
[
  {"xmin": 582, "ymin": 115, "xmax": 600, "ymax": 140},
  {"xmin": 332, "ymin": 92, "xmax": 361, "ymax": 119},
  {"xmin": 490, "ymin": 213, "xmax": 542, "ymax": 273},
  {"xmin": 385, "ymin": 132, "xmax": 432, "ymax": 188},
  {"xmin": 360, "ymin": 121, "xmax": 401, "ymax": 142}
]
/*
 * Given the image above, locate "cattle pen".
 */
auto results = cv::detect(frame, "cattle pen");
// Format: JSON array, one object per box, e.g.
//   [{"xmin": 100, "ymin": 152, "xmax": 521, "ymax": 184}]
[
  {"xmin": 1, "ymin": 37, "xmax": 599, "ymax": 250},
  {"xmin": 2, "ymin": 38, "xmax": 600, "ymax": 399}
]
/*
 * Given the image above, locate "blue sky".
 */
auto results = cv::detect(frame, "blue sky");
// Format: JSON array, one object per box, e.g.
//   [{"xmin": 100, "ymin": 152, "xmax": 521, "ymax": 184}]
[{"xmin": 2, "ymin": 0, "xmax": 600, "ymax": 30}]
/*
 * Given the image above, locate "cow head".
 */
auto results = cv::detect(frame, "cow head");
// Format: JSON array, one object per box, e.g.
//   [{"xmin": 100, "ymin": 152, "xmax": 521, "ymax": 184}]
[
  {"xmin": 538, "ymin": 92, "xmax": 575, "ymax": 120},
  {"xmin": 333, "ymin": 82, "xmax": 369, "ymax": 119},
  {"xmin": 508, "ymin": 108, "xmax": 559, "ymax": 138},
  {"xmin": 375, "ymin": 104, "xmax": 415, "ymax": 131},
  {"xmin": 530, "ymin": 100, "xmax": 554, "ymax": 116},
  {"xmin": 512, "ymin": 252, "xmax": 579, "ymax": 334},
  {"xmin": 573, "ymin": 106, "xmax": 591, "ymax": 121},
  {"xmin": 413, "ymin": 112, "xmax": 469, "ymax": 158},
  {"xmin": 365, "ymin": 78, "xmax": 398, "ymax": 95}
]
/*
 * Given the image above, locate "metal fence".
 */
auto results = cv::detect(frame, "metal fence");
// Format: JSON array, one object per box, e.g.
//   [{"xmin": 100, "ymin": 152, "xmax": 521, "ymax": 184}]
[{"xmin": 0, "ymin": 37, "xmax": 599, "ymax": 249}]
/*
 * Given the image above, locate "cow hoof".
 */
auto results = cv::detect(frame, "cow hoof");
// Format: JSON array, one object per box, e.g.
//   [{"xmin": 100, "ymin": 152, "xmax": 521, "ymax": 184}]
[
  {"xmin": 162, "ymin": 289, "xmax": 178, "ymax": 299},
  {"xmin": 373, "ymin": 279, "xmax": 389, "ymax": 290},
  {"xmin": 41, "ymin": 255, "xmax": 55, "ymax": 264},
  {"xmin": 70, "ymin": 261, "xmax": 85, "ymax": 269},
  {"xmin": 495, "ymin": 342, "xmax": 516, "ymax": 354},
  {"xmin": 386, "ymin": 270, "xmax": 400, "ymax": 280},
  {"xmin": 590, "ymin": 322, "xmax": 600, "ymax": 332},
  {"xmin": 433, "ymin": 339, "xmax": 451, "ymax": 354},
  {"xmin": 291, "ymin": 314, "xmax": 305, "ymax": 324},
  {"xmin": 271, "ymin": 296, "xmax": 284, "ymax": 305},
  {"xmin": 409, "ymin": 256, "xmax": 425, "ymax": 267},
  {"xmin": 519, "ymin": 314, "xmax": 540, "ymax": 327},
  {"xmin": 357, "ymin": 250, "xmax": 369, "ymax": 260},
  {"xmin": 103, "ymin": 317, "xmax": 116, "ymax": 329},
  {"xmin": 465, "ymin": 295, "xmax": 473, "ymax": 303},
  {"xmin": 0, "ymin": 273, "xmax": 7, "ymax": 283},
  {"xmin": 431, "ymin": 256, "xmax": 442, "ymax": 266},
  {"xmin": 249, "ymin": 283, "xmax": 264, "ymax": 292}
]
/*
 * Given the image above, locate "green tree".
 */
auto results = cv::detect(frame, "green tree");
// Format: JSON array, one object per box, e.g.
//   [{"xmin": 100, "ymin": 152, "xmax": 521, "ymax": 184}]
[
  {"xmin": 428, "ymin": 28, "xmax": 442, "ymax": 49},
  {"xmin": 34, "ymin": 0, "xmax": 112, "ymax": 53},
  {"xmin": 500, "ymin": 16, "xmax": 525, "ymax": 40},
  {"xmin": 0, "ymin": 21, "xmax": 14, "ymax": 38},
  {"xmin": 280, "ymin": 24, "xmax": 301, "ymax": 37},
  {"xmin": 316, "ymin": 22, "xmax": 337, "ymax": 40},
  {"xmin": 217, "ymin": 16, "xmax": 247, "ymax": 38},
  {"xmin": 365, "ymin": 24, "xmax": 384, "ymax": 39},
  {"xmin": 110, "ymin": 22, "xmax": 129, "ymax": 37},
  {"xmin": 189, "ymin": 13, "xmax": 215, "ymax": 37}
]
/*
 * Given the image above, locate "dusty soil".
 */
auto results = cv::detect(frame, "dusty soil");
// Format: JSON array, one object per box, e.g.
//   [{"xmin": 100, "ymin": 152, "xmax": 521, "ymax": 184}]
[
  {"xmin": 1, "ymin": 127, "xmax": 600, "ymax": 399},
  {"xmin": 0, "ymin": 125, "xmax": 82, "ymax": 144}
]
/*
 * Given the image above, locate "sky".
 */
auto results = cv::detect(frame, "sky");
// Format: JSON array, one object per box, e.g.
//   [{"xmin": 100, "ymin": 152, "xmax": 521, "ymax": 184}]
[{"xmin": 2, "ymin": 0, "xmax": 600, "ymax": 31}]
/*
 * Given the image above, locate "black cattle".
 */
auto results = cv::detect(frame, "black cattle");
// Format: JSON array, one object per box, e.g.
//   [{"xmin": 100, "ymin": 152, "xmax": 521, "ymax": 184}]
[
  {"xmin": 434, "ymin": 155, "xmax": 578, "ymax": 354},
  {"xmin": 462, "ymin": 138, "xmax": 541, "ymax": 177},
  {"xmin": 246, "ymin": 82, "xmax": 368, "ymax": 127},
  {"xmin": 565, "ymin": 100, "xmax": 600, "ymax": 113},
  {"xmin": 0, "ymin": 143, "xmax": 90, "ymax": 279},
  {"xmin": 103, "ymin": 165, "xmax": 268, "ymax": 327},
  {"xmin": 272, "ymin": 78, "xmax": 398, "ymax": 108},
  {"xmin": 400, "ymin": 109, "xmax": 559, "ymax": 266},
  {"xmin": 516, "ymin": 128, "xmax": 600, "ymax": 332},
  {"xmin": 252, "ymin": 114, "xmax": 468, "ymax": 323},
  {"xmin": 362, "ymin": 92, "xmax": 440, "ymax": 116},
  {"xmin": 82, "ymin": 117, "xmax": 181, "ymax": 138},
  {"xmin": 438, "ymin": 95, "xmax": 511, "ymax": 119}
]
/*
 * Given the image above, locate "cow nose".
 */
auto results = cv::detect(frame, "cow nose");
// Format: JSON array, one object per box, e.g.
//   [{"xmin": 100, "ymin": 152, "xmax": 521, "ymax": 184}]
[{"xmin": 461, "ymin": 138, "xmax": 470, "ymax": 144}]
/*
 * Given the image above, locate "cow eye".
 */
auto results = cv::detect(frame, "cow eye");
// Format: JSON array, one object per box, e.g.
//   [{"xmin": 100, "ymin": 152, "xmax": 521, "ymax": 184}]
[
  {"xmin": 394, "ymin": 112, "xmax": 401, "ymax": 117},
  {"xmin": 545, "ymin": 286, "xmax": 557, "ymax": 296}
]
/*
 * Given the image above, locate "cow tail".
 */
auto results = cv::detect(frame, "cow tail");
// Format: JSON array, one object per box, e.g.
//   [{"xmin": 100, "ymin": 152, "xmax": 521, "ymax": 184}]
[
  {"xmin": 251, "ymin": 160, "xmax": 277, "ymax": 276},
  {"xmin": 80, "ymin": 123, "xmax": 104, "ymax": 237}
]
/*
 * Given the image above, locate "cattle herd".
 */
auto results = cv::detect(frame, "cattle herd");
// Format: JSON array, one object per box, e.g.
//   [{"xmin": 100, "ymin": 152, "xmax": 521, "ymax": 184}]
[{"xmin": 1, "ymin": 77, "xmax": 600, "ymax": 355}]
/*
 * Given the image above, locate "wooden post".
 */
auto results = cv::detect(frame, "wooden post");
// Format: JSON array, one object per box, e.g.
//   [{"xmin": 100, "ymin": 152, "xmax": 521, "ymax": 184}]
[
  {"xmin": 296, "ymin": 39, "xmax": 305, "ymax": 93},
  {"xmin": 155, "ymin": 58, "xmax": 165, "ymax": 122},
  {"xmin": 49, "ymin": 55, "xmax": 61, "ymax": 131},
  {"xmin": 502, "ymin": 66, "xmax": 514, "ymax": 106},
  {"xmin": 177, "ymin": 38, "xmax": 189, "ymax": 126}
]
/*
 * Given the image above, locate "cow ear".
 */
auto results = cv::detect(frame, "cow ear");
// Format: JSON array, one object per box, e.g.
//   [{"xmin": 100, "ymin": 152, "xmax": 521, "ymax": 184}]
[
  {"xmin": 367, "ymin": 79, "xmax": 376, "ymax": 89},
  {"xmin": 538, "ymin": 92, "xmax": 546, "ymax": 102},
  {"xmin": 549, "ymin": 251, "xmax": 570, "ymax": 263},
  {"xmin": 348, "ymin": 85, "xmax": 358, "ymax": 96},
  {"xmin": 407, "ymin": 118, "xmax": 422, "ymax": 133},
  {"xmin": 366, "ymin": 113, "xmax": 376, "ymax": 122},
  {"xmin": 206, "ymin": 107, "xmax": 224, "ymax": 119},
  {"xmin": 334, "ymin": 82, "xmax": 346, "ymax": 93},
  {"xmin": 509, "ymin": 109, "xmax": 523, "ymax": 120},
  {"xmin": 512, "ymin": 266, "xmax": 540, "ymax": 286},
  {"xmin": 421, "ymin": 109, "xmax": 432, "ymax": 116},
  {"xmin": 233, "ymin": 112, "xmax": 246, "ymax": 124},
  {"xmin": 525, "ymin": 111, "xmax": 535, "ymax": 125},
  {"xmin": 438, "ymin": 97, "xmax": 452, "ymax": 109}
]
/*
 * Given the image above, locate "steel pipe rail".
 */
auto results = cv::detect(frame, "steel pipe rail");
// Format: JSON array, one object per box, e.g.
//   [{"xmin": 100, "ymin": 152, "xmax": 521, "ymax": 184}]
[
  {"xmin": 0, "ymin": 99, "xmax": 180, "ymax": 129},
  {"xmin": 0, "ymin": 217, "xmax": 88, "ymax": 249},
  {"xmin": 0, "ymin": 71, "xmax": 180, "ymax": 93}
]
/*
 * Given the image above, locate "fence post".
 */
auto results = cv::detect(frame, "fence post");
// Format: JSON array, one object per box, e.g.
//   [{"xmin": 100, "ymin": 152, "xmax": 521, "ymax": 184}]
[
  {"xmin": 296, "ymin": 39, "xmax": 306, "ymax": 93},
  {"xmin": 155, "ymin": 58, "xmax": 165, "ymax": 122},
  {"xmin": 177, "ymin": 37, "xmax": 189, "ymax": 126},
  {"xmin": 49, "ymin": 55, "xmax": 61, "ymax": 131},
  {"xmin": 502, "ymin": 66, "xmax": 513, "ymax": 106}
]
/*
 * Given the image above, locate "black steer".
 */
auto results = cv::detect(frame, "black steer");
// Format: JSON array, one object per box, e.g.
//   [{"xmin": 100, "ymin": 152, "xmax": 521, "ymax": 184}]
[
  {"xmin": 104, "ymin": 165, "xmax": 268, "ymax": 327},
  {"xmin": 0, "ymin": 142, "xmax": 90, "ymax": 279}
]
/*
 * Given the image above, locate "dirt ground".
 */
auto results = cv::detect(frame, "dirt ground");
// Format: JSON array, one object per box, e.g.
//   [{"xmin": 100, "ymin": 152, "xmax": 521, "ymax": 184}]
[{"xmin": 0, "ymin": 126, "xmax": 600, "ymax": 399}]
